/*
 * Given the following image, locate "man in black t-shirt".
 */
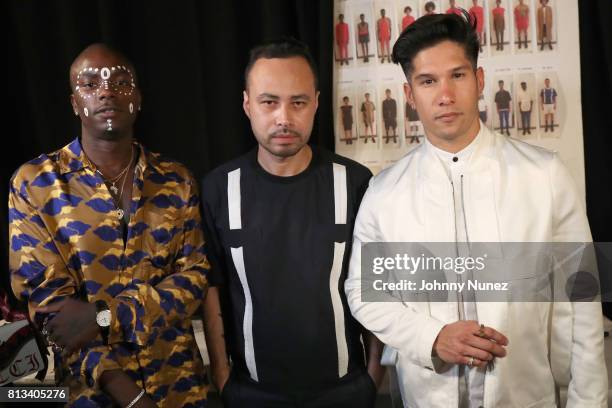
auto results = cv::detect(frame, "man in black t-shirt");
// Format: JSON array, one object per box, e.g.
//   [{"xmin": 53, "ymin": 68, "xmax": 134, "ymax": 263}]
[
  {"xmin": 494, "ymin": 80, "xmax": 512, "ymax": 135},
  {"xmin": 201, "ymin": 39, "xmax": 384, "ymax": 407}
]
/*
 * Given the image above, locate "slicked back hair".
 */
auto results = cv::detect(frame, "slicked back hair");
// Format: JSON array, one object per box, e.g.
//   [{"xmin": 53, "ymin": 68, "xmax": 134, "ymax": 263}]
[{"xmin": 391, "ymin": 10, "xmax": 479, "ymax": 81}]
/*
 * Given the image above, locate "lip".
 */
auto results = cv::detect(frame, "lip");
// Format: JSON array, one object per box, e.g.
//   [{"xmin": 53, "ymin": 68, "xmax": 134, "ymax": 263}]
[
  {"xmin": 272, "ymin": 134, "xmax": 299, "ymax": 143},
  {"xmin": 436, "ymin": 112, "xmax": 462, "ymax": 122},
  {"xmin": 95, "ymin": 106, "xmax": 121, "ymax": 118}
]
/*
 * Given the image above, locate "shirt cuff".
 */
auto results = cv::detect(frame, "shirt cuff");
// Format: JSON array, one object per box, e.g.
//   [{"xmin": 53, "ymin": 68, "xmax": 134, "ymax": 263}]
[
  {"xmin": 81, "ymin": 345, "xmax": 122, "ymax": 389},
  {"xmin": 418, "ymin": 319, "xmax": 446, "ymax": 371}
]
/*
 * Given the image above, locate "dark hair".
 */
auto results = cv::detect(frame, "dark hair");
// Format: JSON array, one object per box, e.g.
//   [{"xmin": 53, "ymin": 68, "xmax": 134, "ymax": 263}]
[
  {"xmin": 244, "ymin": 38, "xmax": 318, "ymax": 90},
  {"xmin": 392, "ymin": 10, "xmax": 479, "ymax": 80},
  {"xmin": 404, "ymin": 6, "xmax": 412, "ymax": 12},
  {"xmin": 424, "ymin": 1, "xmax": 436, "ymax": 11}
]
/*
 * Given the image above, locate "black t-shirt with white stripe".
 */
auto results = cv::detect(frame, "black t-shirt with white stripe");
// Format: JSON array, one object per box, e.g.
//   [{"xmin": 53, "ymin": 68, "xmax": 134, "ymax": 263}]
[{"xmin": 201, "ymin": 146, "xmax": 372, "ymax": 392}]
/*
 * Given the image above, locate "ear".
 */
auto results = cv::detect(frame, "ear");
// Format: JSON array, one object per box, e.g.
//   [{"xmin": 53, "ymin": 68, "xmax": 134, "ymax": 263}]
[
  {"xmin": 403, "ymin": 82, "xmax": 415, "ymax": 107},
  {"xmin": 70, "ymin": 94, "xmax": 79, "ymax": 116},
  {"xmin": 314, "ymin": 90, "xmax": 320, "ymax": 111},
  {"xmin": 134, "ymin": 88, "xmax": 143, "ymax": 111},
  {"xmin": 242, "ymin": 90, "xmax": 251, "ymax": 119},
  {"xmin": 476, "ymin": 67, "xmax": 485, "ymax": 96}
]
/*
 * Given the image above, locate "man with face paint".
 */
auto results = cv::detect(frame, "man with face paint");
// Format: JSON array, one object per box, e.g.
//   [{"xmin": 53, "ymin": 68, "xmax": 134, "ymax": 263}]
[
  {"xmin": 9, "ymin": 44, "xmax": 209, "ymax": 407},
  {"xmin": 200, "ymin": 39, "xmax": 383, "ymax": 407}
]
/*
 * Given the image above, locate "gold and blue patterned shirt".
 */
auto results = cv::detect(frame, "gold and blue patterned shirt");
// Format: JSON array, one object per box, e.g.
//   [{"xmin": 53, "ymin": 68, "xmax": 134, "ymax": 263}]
[{"xmin": 9, "ymin": 138, "xmax": 209, "ymax": 407}]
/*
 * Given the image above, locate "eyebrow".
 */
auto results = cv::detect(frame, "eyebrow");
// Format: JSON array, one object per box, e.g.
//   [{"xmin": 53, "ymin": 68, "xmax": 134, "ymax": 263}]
[
  {"xmin": 413, "ymin": 64, "xmax": 473, "ymax": 81},
  {"xmin": 256, "ymin": 93, "xmax": 311, "ymax": 101},
  {"xmin": 77, "ymin": 72, "xmax": 98, "ymax": 79},
  {"xmin": 290, "ymin": 94, "xmax": 311, "ymax": 101}
]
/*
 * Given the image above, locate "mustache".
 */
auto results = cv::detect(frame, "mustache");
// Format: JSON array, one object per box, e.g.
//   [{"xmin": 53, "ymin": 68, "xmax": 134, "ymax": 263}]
[{"xmin": 270, "ymin": 128, "xmax": 301, "ymax": 138}]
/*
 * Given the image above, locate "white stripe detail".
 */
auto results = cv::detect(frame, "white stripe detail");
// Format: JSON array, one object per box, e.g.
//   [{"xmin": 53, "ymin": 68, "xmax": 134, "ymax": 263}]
[
  {"xmin": 230, "ymin": 246, "xmax": 258, "ymax": 381},
  {"xmin": 227, "ymin": 169, "xmax": 242, "ymax": 230},
  {"xmin": 332, "ymin": 163, "xmax": 347, "ymax": 224},
  {"xmin": 330, "ymin": 241, "xmax": 348, "ymax": 377}
]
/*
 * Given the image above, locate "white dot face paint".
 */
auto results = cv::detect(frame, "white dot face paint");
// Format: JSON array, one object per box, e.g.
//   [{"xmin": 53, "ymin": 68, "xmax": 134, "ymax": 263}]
[
  {"xmin": 75, "ymin": 66, "xmax": 137, "ymax": 122},
  {"xmin": 100, "ymin": 67, "xmax": 111, "ymax": 80},
  {"xmin": 106, "ymin": 119, "xmax": 113, "ymax": 131}
]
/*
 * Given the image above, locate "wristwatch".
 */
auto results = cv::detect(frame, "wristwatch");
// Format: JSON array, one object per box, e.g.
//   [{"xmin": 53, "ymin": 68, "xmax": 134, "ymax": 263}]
[{"xmin": 94, "ymin": 300, "xmax": 111, "ymax": 344}]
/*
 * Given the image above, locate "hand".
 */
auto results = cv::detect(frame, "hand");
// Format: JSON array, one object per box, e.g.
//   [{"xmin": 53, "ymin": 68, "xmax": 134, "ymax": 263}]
[
  {"xmin": 38, "ymin": 298, "xmax": 99, "ymax": 358},
  {"xmin": 101, "ymin": 370, "xmax": 157, "ymax": 408},
  {"xmin": 367, "ymin": 362, "xmax": 386, "ymax": 389},
  {"xmin": 133, "ymin": 395, "xmax": 157, "ymax": 408},
  {"xmin": 213, "ymin": 366, "xmax": 231, "ymax": 393},
  {"xmin": 433, "ymin": 320, "xmax": 508, "ymax": 369}
]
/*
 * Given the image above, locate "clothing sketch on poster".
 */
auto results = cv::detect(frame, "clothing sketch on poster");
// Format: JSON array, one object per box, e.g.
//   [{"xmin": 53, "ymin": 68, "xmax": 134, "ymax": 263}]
[
  {"xmin": 514, "ymin": 73, "xmax": 537, "ymax": 138},
  {"xmin": 379, "ymin": 85, "xmax": 401, "ymax": 147},
  {"xmin": 375, "ymin": 6, "xmax": 394, "ymax": 63},
  {"xmin": 359, "ymin": 90, "xmax": 378, "ymax": 144},
  {"xmin": 404, "ymin": 83, "xmax": 424, "ymax": 145},
  {"xmin": 469, "ymin": 0, "xmax": 487, "ymax": 53},
  {"xmin": 338, "ymin": 92, "xmax": 358, "ymax": 146},
  {"xmin": 493, "ymin": 76, "xmax": 514, "ymax": 136},
  {"xmin": 335, "ymin": 12, "xmax": 354, "ymax": 66},
  {"xmin": 489, "ymin": 0, "xmax": 510, "ymax": 55},
  {"xmin": 443, "ymin": 0, "xmax": 465, "ymax": 17},
  {"xmin": 536, "ymin": 0, "xmax": 556, "ymax": 51},
  {"xmin": 538, "ymin": 72, "xmax": 561, "ymax": 137},
  {"xmin": 354, "ymin": 6, "xmax": 375, "ymax": 64},
  {"xmin": 398, "ymin": 2, "xmax": 418, "ymax": 33},
  {"xmin": 513, "ymin": 0, "xmax": 532, "ymax": 52},
  {"xmin": 420, "ymin": 0, "xmax": 441, "ymax": 17}
]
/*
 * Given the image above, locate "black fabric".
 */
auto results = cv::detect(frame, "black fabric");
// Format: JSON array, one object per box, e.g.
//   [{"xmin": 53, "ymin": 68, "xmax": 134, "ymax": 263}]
[
  {"xmin": 201, "ymin": 146, "xmax": 371, "ymax": 392},
  {"xmin": 2, "ymin": 0, "xmax": 332, "ymax": 313},
  {"xmin": 221, "ymin": 369, "xmax": 377, "ymax": 408},
  {"xmin": 579, "ymin": 0, "xmax": 612, "ymax": 317}
]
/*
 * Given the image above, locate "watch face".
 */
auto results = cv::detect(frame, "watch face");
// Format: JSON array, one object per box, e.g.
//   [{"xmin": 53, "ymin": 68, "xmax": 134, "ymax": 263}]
[{"xmin": 96, "ymin": 310, "xmax": 111, "ymax": 327}]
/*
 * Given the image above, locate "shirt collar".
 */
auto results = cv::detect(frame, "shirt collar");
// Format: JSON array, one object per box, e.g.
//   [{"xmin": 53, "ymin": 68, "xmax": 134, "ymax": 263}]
[
  {"xmin": 426, "ymin": 125, "xmax": 482, "ymax": 166},
  {"xmin": 57, "ymin": 137, "xmax": 161, "ymax": 175}
]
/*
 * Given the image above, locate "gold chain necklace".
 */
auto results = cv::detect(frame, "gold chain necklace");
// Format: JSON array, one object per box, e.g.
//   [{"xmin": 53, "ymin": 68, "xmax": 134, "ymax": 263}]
[
  {"xmin": 95, "ymin": 146, "xmax": 134, "ymax": 195},
  {"xmin": 111, "ymin": 147, "xmax": 135, "ymax": 221}
]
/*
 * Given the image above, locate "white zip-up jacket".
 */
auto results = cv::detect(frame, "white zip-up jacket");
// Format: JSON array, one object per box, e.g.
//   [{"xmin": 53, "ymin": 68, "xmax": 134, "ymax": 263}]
[{"xmin": 345, "ymin": 124, "xmax": 607, "ymax": 407}]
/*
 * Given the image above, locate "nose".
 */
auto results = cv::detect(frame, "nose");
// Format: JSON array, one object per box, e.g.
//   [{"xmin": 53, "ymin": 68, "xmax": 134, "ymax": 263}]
[
  {"xmin": 97, "ymin": 81, "xmax": 116, "ymax": 100},
  {"xmin": 275, "ymin": 103, "xmax": 293, "ymax": 128},
  {"xmin": 438, "ymin": 79, "xmax": 455, "ymax": 106}
]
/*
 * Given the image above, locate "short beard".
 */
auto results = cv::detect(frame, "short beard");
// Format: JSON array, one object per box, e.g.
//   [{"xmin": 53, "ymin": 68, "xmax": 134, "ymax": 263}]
[
  {"xmin": 263, "ymin": 128, "xmax": 305, "ymax": 158},
  {"xmin": 100, "ymin": 128, "xmax": 120, "ymax": 139}
]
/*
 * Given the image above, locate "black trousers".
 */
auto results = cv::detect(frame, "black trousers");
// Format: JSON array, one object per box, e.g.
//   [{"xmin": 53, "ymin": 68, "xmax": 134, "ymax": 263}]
[{"xmin": 221, "ymin": 369, "xmax": 377, "ymax": 408}]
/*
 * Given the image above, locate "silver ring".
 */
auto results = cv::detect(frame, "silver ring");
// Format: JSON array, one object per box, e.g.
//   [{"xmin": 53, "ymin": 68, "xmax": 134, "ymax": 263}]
[{"xmin": 467, "ymin": 356, "xmax": 474, "ymax": 367}]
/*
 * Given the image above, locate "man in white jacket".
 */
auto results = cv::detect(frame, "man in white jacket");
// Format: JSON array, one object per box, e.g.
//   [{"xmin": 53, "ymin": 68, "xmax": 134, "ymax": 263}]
[{"xmin": 345, "ymin": 11, "xmax": 608, "ymax": 408}]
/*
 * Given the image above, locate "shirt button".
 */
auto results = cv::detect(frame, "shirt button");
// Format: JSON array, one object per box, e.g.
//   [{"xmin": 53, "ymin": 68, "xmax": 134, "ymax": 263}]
[{"xmin": 452, "ymin": 157, "xmax": 458, "ymax": 162}]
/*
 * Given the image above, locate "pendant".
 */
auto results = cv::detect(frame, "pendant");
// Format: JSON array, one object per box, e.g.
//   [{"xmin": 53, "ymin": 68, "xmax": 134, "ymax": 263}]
[
  {"xmin": 110, "ymin": 184, "xmax": 119, "ymax": 194},
  {"xmin": 116, "ymin": 209, "xmax": 124, "ymax": 219}
]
